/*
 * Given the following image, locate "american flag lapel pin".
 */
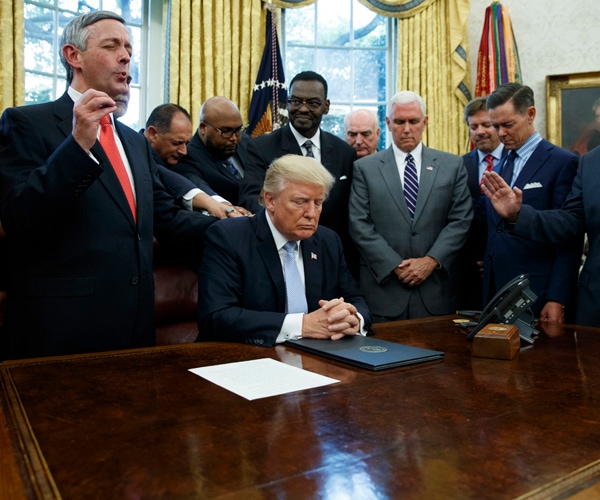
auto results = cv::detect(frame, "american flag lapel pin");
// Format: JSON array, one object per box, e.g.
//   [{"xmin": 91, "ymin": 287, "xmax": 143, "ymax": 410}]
[{"xmin": 311, "ymin": 252, "xmax": 318, "ymax": 260}]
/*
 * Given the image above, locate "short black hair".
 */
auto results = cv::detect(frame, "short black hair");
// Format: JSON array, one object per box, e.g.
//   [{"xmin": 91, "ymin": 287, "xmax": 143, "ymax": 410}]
[
  {"xmin": 486, "ymin": 82, "xmax": 534, "ymax": 114},
  {"xmin": 289, "ymin": 71, "xmax": 328, "ymax": 99},
  {"xmin": 145, "ymin": 104, "xmax": 192, "ymax": 133}
]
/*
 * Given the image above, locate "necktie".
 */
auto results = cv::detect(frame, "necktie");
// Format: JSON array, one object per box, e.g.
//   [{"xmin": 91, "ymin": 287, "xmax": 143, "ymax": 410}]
[
  {"xmin": 480, "ymin": 154, "xmax": 495, "ymax": 193},
  {"xmin": 501, "ymin": 150, "xmax": 517, "ymax": 186},
  {"xmin": 404, "ymin": 153, "xmax": 419, "ymax": 220},
  {"xmin": 223, "ymin": 157, "xmax": 242, "ymax": 180},
  {"xmin": 283, "ymin": 241, "xmax": 308, "ymax": 314},
  {"xmin": 99, "ymin": 115, "xmax": 136, "ymax": 221},
  {"xmin": 303, "ymin": 140, "xmax": 315, "ymax": 158}
]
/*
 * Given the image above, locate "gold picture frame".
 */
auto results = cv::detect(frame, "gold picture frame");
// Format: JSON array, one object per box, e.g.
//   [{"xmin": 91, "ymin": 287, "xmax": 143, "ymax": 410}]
[{"xmin": 547, "ymin": 71, "xmax": 600, "ymax": 154}]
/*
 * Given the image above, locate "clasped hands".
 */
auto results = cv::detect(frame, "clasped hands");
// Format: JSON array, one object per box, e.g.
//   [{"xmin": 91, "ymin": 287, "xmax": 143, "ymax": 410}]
[
  {"xmin": 302, "ymin": 298, "xmax": 360, "ymax": 340},
  {"xmin": 394, "ymin": 256, "xmax": 437, "ymax": 287}
]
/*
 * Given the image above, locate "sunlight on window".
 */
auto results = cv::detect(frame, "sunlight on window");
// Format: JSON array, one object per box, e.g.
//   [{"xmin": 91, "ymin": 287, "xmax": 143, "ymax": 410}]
[{"xmin": 284, "ymin": 0, "xmax": 392, "ymax": 148}]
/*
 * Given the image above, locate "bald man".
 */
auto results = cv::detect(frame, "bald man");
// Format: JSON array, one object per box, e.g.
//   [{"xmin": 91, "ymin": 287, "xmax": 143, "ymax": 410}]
[
  {"xmin": 172, "ymin": 96, "xmax": 251, "ymax": 208},
  {"xmin": 344, "ymin": 109, "xmax": 381, "ymax": 158}
]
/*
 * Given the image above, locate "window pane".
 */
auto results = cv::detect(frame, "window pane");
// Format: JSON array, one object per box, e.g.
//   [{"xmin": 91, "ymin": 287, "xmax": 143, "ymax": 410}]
[
  {"xmin": 316, "ymin": 0, "xmax": 350, "ymax": 46},
  {"xmin": 24, "ymin": 73, "xmax": 54, "ymax": 105},
  {"xmin": 103, "ymin": 0, "xmax": 143, "ymax": 24},
  {"xmin": 285, "ymin": 47, "xmax": 314, "ymax": 78},
  {"xmin": 128, "ymin": 26, "xmax": 141, "ymax": 85},
  {"xmin": 58, "ymin": 0, "xmax": 99, "ymax": 13},
  {"xmin": 316, "ymin": 48, "xmax": 351, "ymax": 102},
  {"xmin": 24, "ymin": 5, "xmax": 55, "ymax": 75},
  {"xmin": 285, "ymin": 4, "xmax": 315, "ymax": 43},
  {"xmin": 353, "ymin": 4, "xmax": 386, "ymax": 48},
  {"xmin": 353, "ymin": 49, "xmax": 386, "ymax": 102}
]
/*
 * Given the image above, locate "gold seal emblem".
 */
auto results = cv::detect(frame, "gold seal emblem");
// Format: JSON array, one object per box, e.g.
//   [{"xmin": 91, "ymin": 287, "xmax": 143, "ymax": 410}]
[{"xmin": 359, "ymin": 346, "xmax": 388, "ymax": 353}]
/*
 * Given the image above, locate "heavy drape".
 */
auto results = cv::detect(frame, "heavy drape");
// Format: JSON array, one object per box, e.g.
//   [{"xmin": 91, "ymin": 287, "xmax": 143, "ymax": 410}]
[
  {"xmin": 0, "ymin": 0, "xmax": 24, "ymax": 110},
  {"xmin": 211, "ymin": 0, "xmax": 472, "ymax": 154},
  {"xmin": 167, "ymin": 0, "xmax": 265, "ymax": 124}
]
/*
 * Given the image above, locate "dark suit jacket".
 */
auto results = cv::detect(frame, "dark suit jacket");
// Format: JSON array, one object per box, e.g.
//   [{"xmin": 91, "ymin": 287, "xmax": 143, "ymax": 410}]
[
  {"xmin": 483, "ymin": 139, "xmax": 581, "ymax": 315},
  {"xmin": 0, "ymin": 92, "xmax": 217, "ymax": 359},
  {"xmin": 513, "ymin": 146, "xmax": 599, "ymax": 326},
  {"xmin": 197, "ymin": 209, "xmax": 371, "ymax": 346},
  {"xmin": 239, "ymin": 124, "xmax": 358, "ymax": 275},
  {"xmin": 172, "ymin": 132, "xmax": 250, "ymax": 205},
  {"xmin": 456, "ymin": 148, "xmax": 506, "ymax": 309}
]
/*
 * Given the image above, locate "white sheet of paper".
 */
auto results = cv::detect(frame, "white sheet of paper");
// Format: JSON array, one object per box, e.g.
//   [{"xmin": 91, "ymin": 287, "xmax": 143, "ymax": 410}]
[{"xmin": 189, "ymin": 358, "xmax": 340, "ymax": 400}]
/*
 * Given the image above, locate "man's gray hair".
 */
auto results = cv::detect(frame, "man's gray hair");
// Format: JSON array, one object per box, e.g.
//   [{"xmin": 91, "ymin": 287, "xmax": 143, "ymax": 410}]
[
  {"xmin": 259, "ymin": 154, "xmax": 335, "ymax": 206},
  {"xmin": 60, "ymin": 11, "xmax": 126, "ymax": 84},
  {"xmin": 387, "ymin": 91, "xmax": 426, "ymax": 117}
]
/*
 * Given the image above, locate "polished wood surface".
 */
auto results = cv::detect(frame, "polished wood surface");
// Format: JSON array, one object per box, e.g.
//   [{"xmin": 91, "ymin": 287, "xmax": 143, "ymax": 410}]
[{"xmin": 2, "ymin": 316, "xmax": 600, "ymax": 499}]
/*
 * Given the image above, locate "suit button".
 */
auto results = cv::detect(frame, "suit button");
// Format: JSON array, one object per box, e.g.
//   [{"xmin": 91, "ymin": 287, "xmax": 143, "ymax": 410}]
[{"xmin": 131, "ymin": 277, "xmax": 139, "ymax": 285}]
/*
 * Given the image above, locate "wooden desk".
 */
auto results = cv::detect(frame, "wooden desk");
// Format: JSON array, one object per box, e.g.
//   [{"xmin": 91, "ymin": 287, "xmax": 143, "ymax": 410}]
[{"xmin": 2, "ymin": 316, "xmax": 600, "ymax": 499}]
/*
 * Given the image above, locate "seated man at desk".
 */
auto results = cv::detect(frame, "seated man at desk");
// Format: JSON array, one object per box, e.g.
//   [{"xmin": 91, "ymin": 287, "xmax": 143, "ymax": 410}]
[{"xmin": 197, "ymin": 154, "xmax": 371, "ymax": 346}]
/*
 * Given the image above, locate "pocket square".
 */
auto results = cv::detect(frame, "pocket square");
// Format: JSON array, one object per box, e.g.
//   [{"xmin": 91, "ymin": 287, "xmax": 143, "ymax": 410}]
[
  {"xmin": 523, "ymin": 182, "xmax": 542, "ymax": 189},
  {"xmin": 339, "ymin": 175, "xmax": 348, "ymax": 180}
]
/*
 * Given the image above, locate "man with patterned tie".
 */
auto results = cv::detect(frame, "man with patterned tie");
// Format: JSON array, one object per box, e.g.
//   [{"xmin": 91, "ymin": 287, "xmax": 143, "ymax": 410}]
[
  {"xmin": 0, "ymin": 11, "xmax": 217, "ymax": 359},
  {"xmin": 198, "ymin": 154, "xmax": 370, "ymax": 346},
  {"xmin": 349, "ymin": 91, "xmax": 473, "ymax": 322},
  {"xmin": 456, "ymin": 96, "xmax": 505, "ymax": 310},
  {"xmin": 482, "ymin": 82, "xmax": 580, "ymax": 323},
  {"xmin": 239, "ymin": 71, "xmax": 359, "ymax": 277},
  {"xmin": 172, "ymin": 96, "xmax": 252, "ymax": 213}
]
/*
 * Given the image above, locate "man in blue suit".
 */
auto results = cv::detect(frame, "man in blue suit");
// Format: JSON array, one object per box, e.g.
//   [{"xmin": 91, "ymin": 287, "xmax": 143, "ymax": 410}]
[
  {"xmin": 0, "ymin": 11, "xmax": 217, "ymax": 359},
  {"xmin": 457, "ymin": 96, "xmax": 505, "ymax": 310},
  {"xmin": 198, "ymin": 154, "xmax": 371, "ymax": 346},
  {"xmin": 483, "ymin": 82, "xmax": 581, "ymax": 323},
  {"xmin": 484, "ymin": 146, "xmax": 600, "ymax": 327}
]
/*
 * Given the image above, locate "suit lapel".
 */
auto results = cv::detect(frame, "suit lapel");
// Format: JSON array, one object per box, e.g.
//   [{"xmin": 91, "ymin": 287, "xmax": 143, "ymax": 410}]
[
  {"xmin": 53, "ymin": 93, "xmax": 76, "ymax": 139},
  {"xmin": 255, "ymin": 212, "xmax": 287, "ymax": 311},
  {"xmin": 412, "ymin": 146, "xmax": 439, "ymax": 224},
  {"xmin": 300, "ymin": 236, "xmax": 322, "ymax": 309},
  {"xmin": 513, "ymin": 140, "xmax": 550, "ymax": 189},
  {"xmin": 282, "ymin": 125, "xmax": 304, "ymax": 155},
  {"xmin": 378, "ymin": 148, "xmax": 411, "ymax": 223}
]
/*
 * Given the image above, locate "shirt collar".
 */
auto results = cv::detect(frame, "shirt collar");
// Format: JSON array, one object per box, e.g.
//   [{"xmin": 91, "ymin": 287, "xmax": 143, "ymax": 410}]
[
  {"xmin": 477, "ymin": 143, "xmax": 504, "ymax": 163},
  {"xmin": 265, "ymin": 210, "xmax": 298, "ymax": 251},
  {"xmin": 289, "ymin": 123, "xmax": 321, "ymax": 152}
]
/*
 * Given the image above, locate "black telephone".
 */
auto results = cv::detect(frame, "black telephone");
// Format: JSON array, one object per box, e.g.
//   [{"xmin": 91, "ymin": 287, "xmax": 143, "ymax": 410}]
[{"xmin": 466, "ymin": 274, "xmax": 539, "ymax": 343}]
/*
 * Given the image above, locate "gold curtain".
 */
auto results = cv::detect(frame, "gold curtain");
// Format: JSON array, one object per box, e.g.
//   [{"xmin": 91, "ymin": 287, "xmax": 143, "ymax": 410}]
[
  {"xmin": 167, "ymin": 0, "xmax": 266, "ymax": 126},
  {"xmin": 0, "ymin": 0, "xmax": 24, "ymax": 110},
  {"xmin": 397, "ymin": 0, "xmax": 471, "ymax": 154}
]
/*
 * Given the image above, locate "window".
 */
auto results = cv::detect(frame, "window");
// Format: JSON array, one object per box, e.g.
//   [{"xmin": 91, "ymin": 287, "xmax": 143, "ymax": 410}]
[
  {"xmin": 23, "ymin": 0, "xmax": 145, "ymax": 129},
  {"xmin": 283, "ymin": 0, "xmax": 395, "ymax": 148}
]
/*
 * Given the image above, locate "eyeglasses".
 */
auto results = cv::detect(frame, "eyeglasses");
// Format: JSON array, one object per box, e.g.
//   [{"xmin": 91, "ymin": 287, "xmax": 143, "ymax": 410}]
[
  {"xmin": 287, "ymin": 98, "xmax": 324, "ymax": 110},
  {"xmin": 203, "ymin": 121, "xmax": 246, "ymax": 139}
]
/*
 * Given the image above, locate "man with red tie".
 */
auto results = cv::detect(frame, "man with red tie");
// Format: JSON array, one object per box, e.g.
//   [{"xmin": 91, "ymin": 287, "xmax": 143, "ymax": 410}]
[
  {"xmin": 456, "ymin": 96, "xmax": 505, "ymax": 310},
  {"xmin": 0, "ymin": 11, "xmax": 216, "ymax": 359}
]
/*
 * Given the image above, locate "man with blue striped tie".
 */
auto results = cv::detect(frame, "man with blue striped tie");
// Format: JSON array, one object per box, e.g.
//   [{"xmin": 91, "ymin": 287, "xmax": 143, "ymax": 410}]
[{"xmin": 349, "ymin": 91, "xmax": 473, "ymax": 322}]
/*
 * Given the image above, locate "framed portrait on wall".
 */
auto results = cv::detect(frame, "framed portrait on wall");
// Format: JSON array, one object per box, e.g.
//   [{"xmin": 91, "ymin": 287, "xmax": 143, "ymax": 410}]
[{"xmin": 546, "ymin": 71, "xmax": 600, "ymax": 155}]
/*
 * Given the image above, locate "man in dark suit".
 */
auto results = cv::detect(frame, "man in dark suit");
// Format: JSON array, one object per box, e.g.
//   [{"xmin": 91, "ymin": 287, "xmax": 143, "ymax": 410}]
[
  {"xmin": 198, "ymin": 154, "xmax": 370, "ymax": 346},
  {"xmin": 142, "ymin": 103, "xmax": 244, "ymax": 219},
  {"xmin": 239, "ymin": 71, "xmax": 358, "ymax": 275},
  {"xmin": 349, "ymin": 91, "xmax": 473, "ymax": 322},
  {"xmin": 484, "ymin": 146, "xmax": 600, "ymax": 327},
  {"xmin": 483, "ymin": 82, "xmax": 581, "ymax": 323},
  {"xmin": 457, "ymin": 96, "xmax": 505, "ymax": 310},
  {"xmin": 172, "ymin": 96, "xmax": 251, "ymax": 212},
  {"xmin": 0, "ymin": 11, "xmax": 217, "ymax": 359}
]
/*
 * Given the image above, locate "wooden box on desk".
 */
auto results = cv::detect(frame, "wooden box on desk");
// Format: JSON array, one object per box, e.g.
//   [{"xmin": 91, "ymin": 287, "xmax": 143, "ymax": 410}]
[{"xmin": 472, "ymin": 324, "xmax": 520, "ymax": 360}]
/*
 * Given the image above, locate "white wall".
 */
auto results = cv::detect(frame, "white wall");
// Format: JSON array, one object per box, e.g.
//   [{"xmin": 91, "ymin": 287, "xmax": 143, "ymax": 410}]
[{"xmin": 467, "ymin": 0, "xmax": 600, "ymax": 138}]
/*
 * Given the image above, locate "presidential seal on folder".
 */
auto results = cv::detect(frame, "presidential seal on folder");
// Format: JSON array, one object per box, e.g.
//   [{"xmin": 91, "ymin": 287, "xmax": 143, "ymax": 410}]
[{"xmin": 286, "ymin": 336, "xmax": 444, "ymax": 371}]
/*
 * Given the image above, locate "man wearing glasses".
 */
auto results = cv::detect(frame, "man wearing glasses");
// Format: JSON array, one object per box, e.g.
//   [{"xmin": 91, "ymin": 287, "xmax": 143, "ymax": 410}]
[
  {"xmin": 240, "ymin": 71, "xmax": 358, "ymax": 277},
  {"xmin": 172, "ymin": 96, "xmax": 251, "ymax": 214}
]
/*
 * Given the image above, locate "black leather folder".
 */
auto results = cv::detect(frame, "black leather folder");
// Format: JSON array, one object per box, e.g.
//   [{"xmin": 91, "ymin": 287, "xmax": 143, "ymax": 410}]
[{"xmin": 285, "ymin": 336, "xmax": 444, "ymax": 371}]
